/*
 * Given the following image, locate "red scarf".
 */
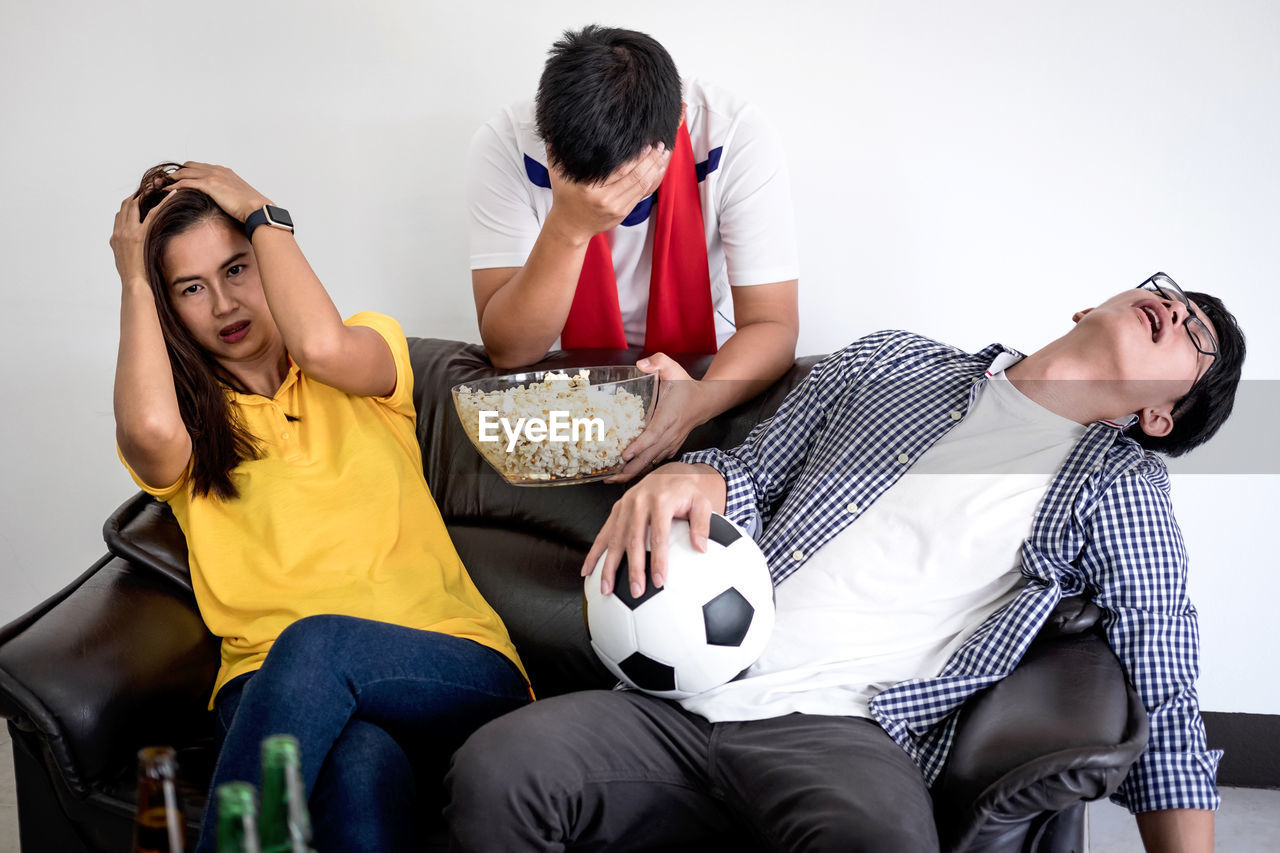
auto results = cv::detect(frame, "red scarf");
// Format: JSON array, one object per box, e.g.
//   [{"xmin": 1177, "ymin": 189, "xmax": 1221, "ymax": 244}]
[{"xmin": 560, "ymin": 123, "xmax": 718, "ymax": 354}]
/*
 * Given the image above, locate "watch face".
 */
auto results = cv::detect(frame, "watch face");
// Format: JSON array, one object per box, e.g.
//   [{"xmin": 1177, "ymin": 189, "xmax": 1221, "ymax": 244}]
[{"xmin": 265, "ymin": 205, "xmax": 293, "ymax": 228}]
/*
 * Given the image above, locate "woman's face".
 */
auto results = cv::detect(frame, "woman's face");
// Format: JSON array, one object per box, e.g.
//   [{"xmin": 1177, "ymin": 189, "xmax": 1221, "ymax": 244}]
[{"xmin": 161, "ymin": 217, "xmax": 283, "ymax": 368}]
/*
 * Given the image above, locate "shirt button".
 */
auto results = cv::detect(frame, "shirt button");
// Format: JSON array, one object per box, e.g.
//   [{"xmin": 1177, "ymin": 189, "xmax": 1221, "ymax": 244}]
[
  {"xmin": 846, "ymin": 502, "xmax": 859, "ymax": 514},
  {"xmin": 792, "ymin": 550, "xmax": 805, "ymax": 561},
  {"xmin": 950, "ymin": 410, "xmax": 963, "ymax": 421},
  {"xmin": 897, "ymin": 453, "xmax": 910, "ymax": 464}
]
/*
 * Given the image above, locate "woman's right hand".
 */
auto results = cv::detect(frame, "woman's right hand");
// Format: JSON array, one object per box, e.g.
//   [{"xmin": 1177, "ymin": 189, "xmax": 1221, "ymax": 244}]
[
  {"xmin": 110, "ymin": 192, "xmax": 168, "ymax": 286},
  {"xmin": 111, "ymin": 185, "xmax": 192, "ymax": 493}
]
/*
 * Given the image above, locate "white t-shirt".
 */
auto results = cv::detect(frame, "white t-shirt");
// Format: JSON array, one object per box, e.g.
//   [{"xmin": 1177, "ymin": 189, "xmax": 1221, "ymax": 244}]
[
  {"xmin": 466, "ymin": 80, "xmax": 800, "ymax": 349},
  {"xmin": 681, "ymin": 362, "xmax": 1088, "ymax": 723}
]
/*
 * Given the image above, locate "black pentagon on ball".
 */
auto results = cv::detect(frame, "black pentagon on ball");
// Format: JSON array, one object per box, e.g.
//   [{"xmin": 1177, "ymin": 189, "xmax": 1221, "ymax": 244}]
[
  {"xmin": 619, "ymin": 652, "xmax": 677, "ymax": 692},
  {"xmin": 707, "ymin": 514, "xmax": 743, "ymax": 547},
  {"xmin": 611, "ymin": 552, "xmax": 665, "ymax": 611},
  {"xmin": 703, "ymin": 587, "xmax": 755, "ymax": 647}
]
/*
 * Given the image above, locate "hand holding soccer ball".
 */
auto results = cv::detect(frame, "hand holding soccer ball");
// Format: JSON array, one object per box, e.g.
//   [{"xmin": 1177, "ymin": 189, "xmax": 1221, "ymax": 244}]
[{"xmin": 584, "ymin": 514, "xmax": 774, "ymax": 698}]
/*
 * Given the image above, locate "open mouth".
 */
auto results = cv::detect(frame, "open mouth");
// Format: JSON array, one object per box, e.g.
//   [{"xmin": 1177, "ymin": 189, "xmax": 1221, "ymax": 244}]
[
  {"xmin": 1138, "ymin": 305, "xmax": 1162, "ymax": 343},
  {"xmin": 219, "ymin": 320, "xmax": 250, "ymax": 342}
]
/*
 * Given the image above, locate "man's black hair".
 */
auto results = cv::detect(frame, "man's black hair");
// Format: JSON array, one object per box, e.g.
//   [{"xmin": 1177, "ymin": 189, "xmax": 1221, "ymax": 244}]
[
  {"xmin": 1128, "ymin": 291, "xmax": 1246, "ymax": 456},
  {"xmin": 535, "ymin": 25, "xmax": 683, "ymax": 184}
]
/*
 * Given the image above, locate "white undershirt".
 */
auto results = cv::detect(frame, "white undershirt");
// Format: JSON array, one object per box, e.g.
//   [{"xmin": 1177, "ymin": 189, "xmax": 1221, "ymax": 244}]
[{"xmin": 681, "ymin": 367, "xmax": 1087, "ymax": 723}]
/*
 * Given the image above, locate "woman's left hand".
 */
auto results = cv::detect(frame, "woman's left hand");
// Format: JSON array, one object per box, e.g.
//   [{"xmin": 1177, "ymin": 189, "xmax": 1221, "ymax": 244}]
[
  {"xmin": 607, "ymin": 354, "xmax": 704, "ymax": 484},
  {"xmin": 164, "ymin": 162, "xmax": 272, "ymax": 223}
]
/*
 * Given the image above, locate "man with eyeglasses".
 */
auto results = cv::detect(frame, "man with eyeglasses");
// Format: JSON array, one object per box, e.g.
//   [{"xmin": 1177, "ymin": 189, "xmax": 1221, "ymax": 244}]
[
  {"xmin": 448, "ymin": 275, "xmax": 1245, "ymax": 853},
  {"xmin": 1134, "ymin": 273, "xmax": 1224, "ymax": 425}
]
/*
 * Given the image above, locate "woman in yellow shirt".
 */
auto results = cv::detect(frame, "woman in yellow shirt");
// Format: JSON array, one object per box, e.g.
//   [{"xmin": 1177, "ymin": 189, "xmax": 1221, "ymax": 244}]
[{"xmin": 110, "ymin": 162, "xmax": 529, "ymax": 852}]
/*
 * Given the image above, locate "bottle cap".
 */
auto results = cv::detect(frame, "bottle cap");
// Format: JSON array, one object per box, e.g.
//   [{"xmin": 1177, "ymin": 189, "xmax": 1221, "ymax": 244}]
[
  {"xmin": 260, "ymin": 734, "xmax": 301, "ymax": 768},
  {"xmin": 216, "ymin": 781, "xmax": 257, "ymax": 814}
]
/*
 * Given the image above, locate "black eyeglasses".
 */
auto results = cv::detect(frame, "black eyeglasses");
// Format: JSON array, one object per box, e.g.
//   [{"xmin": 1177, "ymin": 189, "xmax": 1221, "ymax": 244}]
[{"xmin": 1135, "ymin": 273, "xmax": 1219, "ymax": 358}]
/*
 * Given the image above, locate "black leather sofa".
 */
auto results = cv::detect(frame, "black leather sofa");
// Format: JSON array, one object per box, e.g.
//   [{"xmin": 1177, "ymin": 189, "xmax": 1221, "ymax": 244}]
[{"xmin": 0, "ymin": 338, "xmax": 1149, "ymax": 852}]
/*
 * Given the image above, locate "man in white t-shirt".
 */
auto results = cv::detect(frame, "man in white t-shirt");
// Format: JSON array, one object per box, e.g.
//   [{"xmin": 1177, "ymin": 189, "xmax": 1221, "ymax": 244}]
[
  {"xmin": 447, "ymin": 276, "xmax": 1246, "ymax": 852},
  {"xmin": 467, "ymin": 25, "xmax": 800, "ymax": 482}
]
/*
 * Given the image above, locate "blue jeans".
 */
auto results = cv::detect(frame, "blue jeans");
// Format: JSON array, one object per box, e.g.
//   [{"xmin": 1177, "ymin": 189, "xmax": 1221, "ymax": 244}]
[{"xmin": 193, "ymin": 614, "xmax": 529, "ymax": 853}]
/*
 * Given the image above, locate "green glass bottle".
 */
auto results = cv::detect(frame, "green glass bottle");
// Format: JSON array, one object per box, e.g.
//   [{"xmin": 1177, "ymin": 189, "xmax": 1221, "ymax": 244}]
[
  {"xmin": 133, "ymin": 745, "xmax": 186, "ymax": 853},
  {"xmin": 215, "ymin": 782, "xmax": 262, "ymax": 853},
  {"xmin": 258, "ymin": 735, "xmax": 314, "ymax": 853}
]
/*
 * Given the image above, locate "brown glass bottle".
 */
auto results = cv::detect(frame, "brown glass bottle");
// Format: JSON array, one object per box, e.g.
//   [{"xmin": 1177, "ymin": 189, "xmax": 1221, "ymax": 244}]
[{"xmin": 133, "ymin": 745, "xmax": 186, "ymax": 853}]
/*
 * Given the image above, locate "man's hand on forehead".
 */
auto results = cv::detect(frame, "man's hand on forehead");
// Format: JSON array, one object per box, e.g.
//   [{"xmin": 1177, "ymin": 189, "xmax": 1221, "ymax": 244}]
[
  {"xmin": 547, "ymin": 143, "xmax": 673, "ymax": 240},
  {"xmin": 603, "ymin": 143, "xmax": 671, "ymax": 195}
]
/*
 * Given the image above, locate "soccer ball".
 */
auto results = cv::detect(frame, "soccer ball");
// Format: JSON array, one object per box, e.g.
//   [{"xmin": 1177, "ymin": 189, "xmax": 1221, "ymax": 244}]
[{"xmin": 584, "ymin": 513, "xmax": 775, "ymax": 699}]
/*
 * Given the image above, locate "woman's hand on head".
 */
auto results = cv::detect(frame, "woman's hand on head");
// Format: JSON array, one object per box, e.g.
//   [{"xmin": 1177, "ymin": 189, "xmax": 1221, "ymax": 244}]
[
  {"xmin": 111, "ymin": 191, "xmax": 171, "ymax": 286},
  {"xmin": 164, "ymin": 162, "xmax": 271, "ymax": 223}
]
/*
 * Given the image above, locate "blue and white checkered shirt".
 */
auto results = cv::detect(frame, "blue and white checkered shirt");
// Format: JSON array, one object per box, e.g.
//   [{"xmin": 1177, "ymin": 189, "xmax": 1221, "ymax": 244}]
[{"xmin": 683, "ymin": 330, "xmax": 1221, "ymax": 813}]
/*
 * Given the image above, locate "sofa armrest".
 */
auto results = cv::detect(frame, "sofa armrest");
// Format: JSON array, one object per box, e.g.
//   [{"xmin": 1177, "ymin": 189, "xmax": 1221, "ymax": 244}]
[
  {"xmin": 103, "ymin": 492, "xmax": 192, "ymax": 590},
  {"xmin": 932, "ymin": 628, "xmax": 1149, "ymax": 853},
  {"xmin": 0, "ymin": 551, "xmax": 219, "ymax": 796}
]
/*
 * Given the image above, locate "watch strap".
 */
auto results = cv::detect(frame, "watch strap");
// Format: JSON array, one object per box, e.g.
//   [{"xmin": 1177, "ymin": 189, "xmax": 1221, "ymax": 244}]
[{"xmin": 244, "ymin": 205, "xmax": 294, "ymax": 239}]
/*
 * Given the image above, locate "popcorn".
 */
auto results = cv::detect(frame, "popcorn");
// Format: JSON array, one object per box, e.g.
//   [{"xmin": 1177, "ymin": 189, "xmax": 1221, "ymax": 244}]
[{"xmin": 454, "ymin": 370, "xmax": 648, "ymax": 482}]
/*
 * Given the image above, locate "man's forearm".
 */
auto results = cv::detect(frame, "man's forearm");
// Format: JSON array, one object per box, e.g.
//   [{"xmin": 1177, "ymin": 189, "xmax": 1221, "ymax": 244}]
[
  {"xmin": 479, "ymin": 215, "xmax": 591, "ymax": 367},
  {"xmin": 1136, "ymin": 808, "xmax": 1214, "ymax": 853},
  {"xmin": 480, "ymin": 149, "xmax": 671, "ymax": 368},
  {"xmin": 689, "ymin": 319, "xmax": 799, "ymax": 424}
]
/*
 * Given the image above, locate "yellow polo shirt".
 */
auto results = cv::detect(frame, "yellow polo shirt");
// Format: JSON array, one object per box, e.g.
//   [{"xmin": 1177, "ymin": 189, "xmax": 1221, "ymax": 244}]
[{"xmin": 121, "ymin": 312, "xmax": 526, "ymax": 704}]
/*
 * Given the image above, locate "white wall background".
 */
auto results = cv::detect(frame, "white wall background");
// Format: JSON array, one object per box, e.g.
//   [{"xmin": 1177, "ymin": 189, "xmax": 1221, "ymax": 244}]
[{"xmin": 1, "ymin": 1, "xmax": 1277, "ymax": 714}]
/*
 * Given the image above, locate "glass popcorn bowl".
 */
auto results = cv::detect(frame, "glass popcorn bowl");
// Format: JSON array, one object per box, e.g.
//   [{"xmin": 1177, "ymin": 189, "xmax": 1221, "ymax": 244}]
[{"xmin": 450, "ymin": 366, "xmax": 658, "ymax": 486}]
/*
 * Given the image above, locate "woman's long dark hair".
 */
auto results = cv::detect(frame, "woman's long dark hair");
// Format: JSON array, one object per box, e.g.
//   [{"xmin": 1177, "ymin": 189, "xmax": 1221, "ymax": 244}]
[{"xmin": 136, "ymin": 163, "xmax": 260, "ymax": 499}]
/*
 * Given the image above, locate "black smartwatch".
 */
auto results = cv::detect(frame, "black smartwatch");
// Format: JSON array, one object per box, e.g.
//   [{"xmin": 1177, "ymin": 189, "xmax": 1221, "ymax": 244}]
[{"xmin": 244, "ymin": 205, "xmax": 294, "ymax": 240}]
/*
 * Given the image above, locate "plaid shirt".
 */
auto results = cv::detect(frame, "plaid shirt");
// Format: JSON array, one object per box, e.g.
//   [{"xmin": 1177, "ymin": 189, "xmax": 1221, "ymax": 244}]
[{"xmin": 683, "ymin": 330, "xmax": 1221, "ymax": 813}]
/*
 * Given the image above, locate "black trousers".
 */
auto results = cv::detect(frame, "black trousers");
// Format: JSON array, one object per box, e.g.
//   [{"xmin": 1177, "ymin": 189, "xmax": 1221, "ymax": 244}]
[{"xmin": 445, "ymin": 689, "xmax": 940, "ymax": 852}]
